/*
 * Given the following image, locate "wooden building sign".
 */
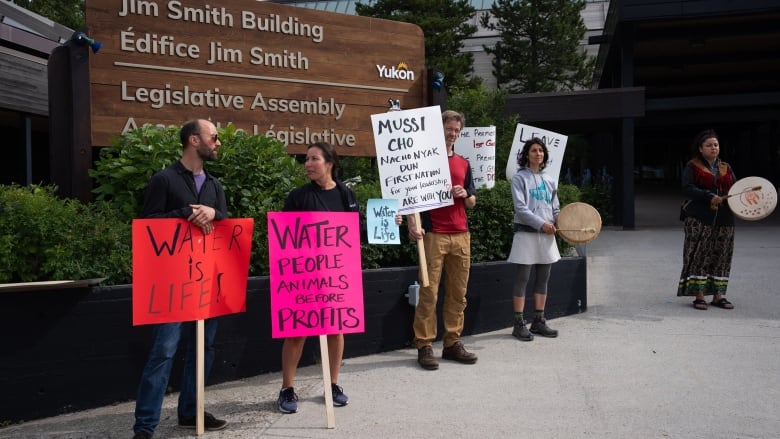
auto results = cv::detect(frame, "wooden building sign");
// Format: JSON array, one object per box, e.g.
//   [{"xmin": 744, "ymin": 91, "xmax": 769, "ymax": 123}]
[{"xmin": 85, "ymin": 0, "xmax": 425, "ymax": 156}]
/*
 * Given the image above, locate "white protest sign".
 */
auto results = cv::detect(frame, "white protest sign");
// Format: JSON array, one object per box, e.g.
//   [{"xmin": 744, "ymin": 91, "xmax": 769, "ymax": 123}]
[
  {"xmin": 506, "ymin": 124, "xmax": 568, "ymax": 182},
  {"xmin": 455, "ymin": 126, "xmax": 496, "ymax": 189},
  {"xmin": 371, "ymin": 106, "xmax": 453, "ymax": 215}
]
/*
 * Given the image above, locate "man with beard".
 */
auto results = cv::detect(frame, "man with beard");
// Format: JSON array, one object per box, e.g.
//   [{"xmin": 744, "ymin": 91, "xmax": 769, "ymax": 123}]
[{"xmin": 132, "ymin": 119, "xmax": 229, "ymax": 439}]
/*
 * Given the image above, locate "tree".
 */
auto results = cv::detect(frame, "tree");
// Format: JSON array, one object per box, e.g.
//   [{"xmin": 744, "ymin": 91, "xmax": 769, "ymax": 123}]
[
  {"xmin": 448, "ymin": 85, "xmax": 519, "ymax": 177},
  {"xmin": 355, "ymin": 0, "xmax": 478, "ymax": 90},
  {"xmin": 15, "ymin": 0, "xmax": 85, "ymax": 30},
  {"xmin": 480, "ymin": 0, "xmax": 595, "ymax": 93}
]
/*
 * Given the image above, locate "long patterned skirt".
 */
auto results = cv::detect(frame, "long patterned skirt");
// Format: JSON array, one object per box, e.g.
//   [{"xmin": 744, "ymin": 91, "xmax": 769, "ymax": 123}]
[{"xmin": 677, "ymin": 217, "xmax": 734, "ymax": 296}]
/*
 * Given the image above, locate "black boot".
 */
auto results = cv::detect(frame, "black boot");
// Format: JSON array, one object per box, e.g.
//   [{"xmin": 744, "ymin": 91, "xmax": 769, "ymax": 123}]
[
  {"xmin": 512, "ymin": 320, "xmax": 534, "ymax": 341},
  {"xmin": 530, "ymin": 317, "xmax": 558, "ymax": 338}
]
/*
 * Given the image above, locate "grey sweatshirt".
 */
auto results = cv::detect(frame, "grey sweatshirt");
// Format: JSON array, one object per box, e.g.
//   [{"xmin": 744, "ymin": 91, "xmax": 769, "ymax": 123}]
[{"xmin": 510, "ymin": 166, "xmax": 560, "ymax": 231}]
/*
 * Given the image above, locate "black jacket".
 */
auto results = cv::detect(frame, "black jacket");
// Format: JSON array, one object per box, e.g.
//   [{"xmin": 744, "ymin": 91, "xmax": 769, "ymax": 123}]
[
  {"xmin": 283, "ymin": 180, "xmax": 366, "ymax": 240},
  {"xmin": 283, "ymin": 180, "xmax": 358, "ymax": 213},
  {"xmin": 142, "ymin": 160, "xmax": 228, "ymax": 219},
  {"xmin": 680, "ymin": 158, "xmax": 735, "ymax": 226}
]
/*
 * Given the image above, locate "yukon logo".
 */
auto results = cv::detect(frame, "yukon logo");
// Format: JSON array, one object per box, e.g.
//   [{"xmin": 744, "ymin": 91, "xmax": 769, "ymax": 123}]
[{"xmin": 377, "ymin": 62, "xmax": 415, "ymax": 81}]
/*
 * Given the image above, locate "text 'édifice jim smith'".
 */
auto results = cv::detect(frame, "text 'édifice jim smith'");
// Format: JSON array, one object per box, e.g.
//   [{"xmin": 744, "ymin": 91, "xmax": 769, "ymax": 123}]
[{"xmin": 120, "ymin": 30, "xmax": 310, "ymax": 68}]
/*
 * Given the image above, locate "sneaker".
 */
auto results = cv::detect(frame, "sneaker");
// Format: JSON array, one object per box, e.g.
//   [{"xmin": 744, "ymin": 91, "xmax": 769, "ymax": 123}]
[
  {"xmin": 417, "ymin": 345, "xmax": 439, "ymax": 370},
  {"xmin": 530, "ymin": 318, "xmax": 559, "ymax": 338},
  {"xmin": 278, "ymin": 387, "xmax": 298, "ymax": 414},
  {"xmin": 177, "ymin": 412, "xmax": 228, "ymax": 430},
  {"xmin": 331, "ymin": 383, "xmax": 349, "ymax": 406},
  {"xmin": 442, "ymin": 341, "xmax": 478, "ymax": 364},
  {"xmin": 512, "ymin": 321, "xmax": 534, "ymax": 341},
  {"xmin": 132, "ymin": 432, "xmax": 152, "ymax": 439}
]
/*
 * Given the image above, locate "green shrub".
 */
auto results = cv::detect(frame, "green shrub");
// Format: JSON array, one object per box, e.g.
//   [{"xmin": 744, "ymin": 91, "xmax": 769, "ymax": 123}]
[
  {"xmin": 90, "ymin": 124, "xmax": 304, "ymax": 219},
  {"xmin": 448, "ymin": 85, "xmax": 520, "ymax": 176},
  {"xmin": 2, "ymin": 125, "xmax": 586, "ymax": 284},
  {"xmin": 90, "ymin": 124, "xmax": 306, "ymax": 276},
  {"xmin": 0, "ymin": 185, "xmax": 131, "ymax": 284},
  {"xmin": 340, "ymin": 156, "xmax": 379, "ymax": 182},
  {"xmin": 89, "ymin": 124, "xmax": 182, "ymax": 220},
  {"xmin": 469, "ymin": 180, "xmax": 514, "ymax": 261}
]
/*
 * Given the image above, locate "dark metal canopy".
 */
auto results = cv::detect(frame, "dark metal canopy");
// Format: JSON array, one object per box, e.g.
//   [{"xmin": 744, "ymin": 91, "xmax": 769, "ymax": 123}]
[
  {"xmin": 505, "ymin": 0, "xmax": 780, "ymax": 228},
  {"xmin": 598, "ymin": 1, "xmax": 780, "ymax": 102}
]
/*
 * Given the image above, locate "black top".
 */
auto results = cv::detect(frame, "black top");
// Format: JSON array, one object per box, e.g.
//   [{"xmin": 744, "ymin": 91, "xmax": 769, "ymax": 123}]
[
  {"xmin": 142, "ymin": 160, "xmax": 228, "ymax": 219},
  {"xmin": 283, "ymin": 180, "xmax": 358, "ymax": 213},
  {"xmin": 283, "ymin": 180, "xmax": 365, "ymax": 240}
]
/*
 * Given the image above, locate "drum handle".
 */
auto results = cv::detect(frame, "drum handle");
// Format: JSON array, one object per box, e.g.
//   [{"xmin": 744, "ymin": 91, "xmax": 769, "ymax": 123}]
[
  {"xmin": 557, "ymin": 228, "xmax": 597, "ymax": 233},
  {"xmin": 724, "ymin": 185, "xmax": 761, "ymax": 200}
]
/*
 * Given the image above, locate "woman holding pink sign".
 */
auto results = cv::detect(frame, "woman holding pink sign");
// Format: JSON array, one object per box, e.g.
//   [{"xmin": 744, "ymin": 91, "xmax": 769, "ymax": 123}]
[{"xmin": 276, "ymin": 141, "xmax": 358, "ymax": 414}]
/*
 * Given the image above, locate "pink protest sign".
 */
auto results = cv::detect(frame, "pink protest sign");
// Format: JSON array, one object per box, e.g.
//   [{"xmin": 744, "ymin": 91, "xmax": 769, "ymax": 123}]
[
  {"xmin": 267, "ymin": 211, "xmax": 365, "ymax": 338},
  {"xmin": 132, "ymin": 218, "xmax": 254, "ymax": 326}
]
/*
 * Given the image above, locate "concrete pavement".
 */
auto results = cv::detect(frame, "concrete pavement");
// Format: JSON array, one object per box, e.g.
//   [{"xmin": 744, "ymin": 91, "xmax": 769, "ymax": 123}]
[{"xmin": 2, "ymin": 219, "xmax": 779, "ymax": 438}]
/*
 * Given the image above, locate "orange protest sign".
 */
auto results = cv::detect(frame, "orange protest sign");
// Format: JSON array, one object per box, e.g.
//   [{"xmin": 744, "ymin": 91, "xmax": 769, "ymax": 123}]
[{"xmin": 132, "ymin": 218, "xmax": 254, "ymax": 325}]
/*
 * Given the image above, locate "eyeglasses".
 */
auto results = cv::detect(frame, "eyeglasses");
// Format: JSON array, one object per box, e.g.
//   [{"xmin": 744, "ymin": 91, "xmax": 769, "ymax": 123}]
[{"xmin": 193, "ymin": 133, "xmax": 219, "ymax": 142}]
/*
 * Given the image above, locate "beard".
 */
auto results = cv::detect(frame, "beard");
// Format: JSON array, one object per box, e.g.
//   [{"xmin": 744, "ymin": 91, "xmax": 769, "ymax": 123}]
[{"xmin": 197, "ymin": 145, "xmax": 217, "ymax": 162}]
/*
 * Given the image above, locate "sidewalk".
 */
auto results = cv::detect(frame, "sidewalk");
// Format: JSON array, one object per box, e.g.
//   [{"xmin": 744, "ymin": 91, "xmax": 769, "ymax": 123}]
[{"xmin": 2, "ymin": 223, "xmax": 779, "ymax": 438}]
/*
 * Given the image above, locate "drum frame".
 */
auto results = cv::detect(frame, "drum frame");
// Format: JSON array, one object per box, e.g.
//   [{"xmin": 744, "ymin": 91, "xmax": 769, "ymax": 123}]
[{"xmin": 556, "ymin": 202, "xmax": 602, "ymax": 244}]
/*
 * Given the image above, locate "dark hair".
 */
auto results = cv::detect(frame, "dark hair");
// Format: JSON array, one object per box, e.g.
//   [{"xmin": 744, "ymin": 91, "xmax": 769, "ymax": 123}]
[
  {"xmin": 308, "ymin": 141, "xmax": 339, "ymax": 179},
  {"xmin": 517, "ymin": 137, "xmax": 549, "ymax": 170},
  {"xmin": 691, "ymin": 129, "xmax": 718, "ymax": 160},
  {"xmin": 180, "ymin": 119, "xmax": 201, "ymax": 148}
]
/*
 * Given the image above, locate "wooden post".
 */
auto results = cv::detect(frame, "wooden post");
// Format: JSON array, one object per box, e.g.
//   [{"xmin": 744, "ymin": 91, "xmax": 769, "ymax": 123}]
[
  {"xmin": 319, "ymin": 335, "xmax": 336, "ymax": 429},
  {"xmin": 196, "ymin": 320, "xmax": 205, "ymax": 435},
  {"xmin": 408, "ymin": 212, "xmax": 429, "ymax": 287},
  {"xmin": 47, "ymin": 40, "xmax": 93, "ymax": 203}
]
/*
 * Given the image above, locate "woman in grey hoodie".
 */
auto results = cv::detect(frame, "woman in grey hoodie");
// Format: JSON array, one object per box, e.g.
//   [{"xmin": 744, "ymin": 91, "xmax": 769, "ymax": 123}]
[{"xmin": 507, "ymin": 137, "xmax": 561, "ymax": 341}]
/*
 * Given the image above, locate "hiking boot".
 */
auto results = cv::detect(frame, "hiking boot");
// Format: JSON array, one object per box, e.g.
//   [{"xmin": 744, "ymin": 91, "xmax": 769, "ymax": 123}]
[
  {"xmin": 278, "ymin": 387, "xmax": 298, "ymax": 414},
  {"xmin": 442, "ymin": 341, "xmax": 478, "ymax": 364},
  {"xmin": 132, "ymin": 432, "xmax": 152, "ymax": 439},
  {"xmin": 417, "ymin": 345, "xmax": 439, "ymax": 370},
  {"xmin": 512, "ymin": 321, "xmax": 534, "ymax": 341},
  {"xmin": 177, "ymin": 412, "xmax": 228, "ymax": 430},
  {"xmin": 530, "ymin": 318, "xmax": 559, "ymax": 338},
  {"xmin": 331, "ymin": 383, "xmax": 349, "ymax": 406}
]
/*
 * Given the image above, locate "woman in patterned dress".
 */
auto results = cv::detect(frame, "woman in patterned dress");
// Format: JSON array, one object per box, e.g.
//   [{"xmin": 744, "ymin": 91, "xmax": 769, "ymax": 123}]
[{"xmin": 677, "ymin": 129, "xmax": 737, "ymax": 310}]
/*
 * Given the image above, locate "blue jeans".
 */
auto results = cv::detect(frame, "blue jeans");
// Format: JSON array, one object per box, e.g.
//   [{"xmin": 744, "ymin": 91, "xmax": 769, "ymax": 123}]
[{"xmin": 133, "ymin": 319, "xmax": 218, "ymax": 434}]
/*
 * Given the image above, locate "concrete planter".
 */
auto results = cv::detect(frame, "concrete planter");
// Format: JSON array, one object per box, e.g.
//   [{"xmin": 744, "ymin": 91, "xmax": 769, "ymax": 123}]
[{"xmin": 0, "ymin": 258, "xmax": 585, "ymax": 422}]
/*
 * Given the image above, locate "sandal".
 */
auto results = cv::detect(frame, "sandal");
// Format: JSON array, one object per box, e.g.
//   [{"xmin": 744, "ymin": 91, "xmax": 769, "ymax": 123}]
[
  {"xmin": 692, "ymin": 299, "xmax": 708, "ymax": 310},
  {"xmin": 711, "ymin": 298, "xmax": 734, "ymax": 309}
]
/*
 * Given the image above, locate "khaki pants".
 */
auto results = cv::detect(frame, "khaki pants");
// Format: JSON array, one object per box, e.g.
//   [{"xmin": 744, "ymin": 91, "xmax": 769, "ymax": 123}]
[{"xmin": 413, "ymin": 231, "xmax": 470, "ymax": 349}]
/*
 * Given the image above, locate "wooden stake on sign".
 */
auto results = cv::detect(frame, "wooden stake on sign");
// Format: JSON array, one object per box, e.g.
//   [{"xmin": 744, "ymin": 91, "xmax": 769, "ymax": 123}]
[
  {"xmin": 196, "ymin": 319, "xmax": 205, "ymax": 435},
  {"xmin": 385, "ymin": 104, "xmax": 427, "ymax": 286},
  {"xmin": 408, "ymin": 212, "xmax": 429, "ymax": 287},
  {"xmin": 319, "ymin": 335, "xmax": 336, "ymax": 429}
]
